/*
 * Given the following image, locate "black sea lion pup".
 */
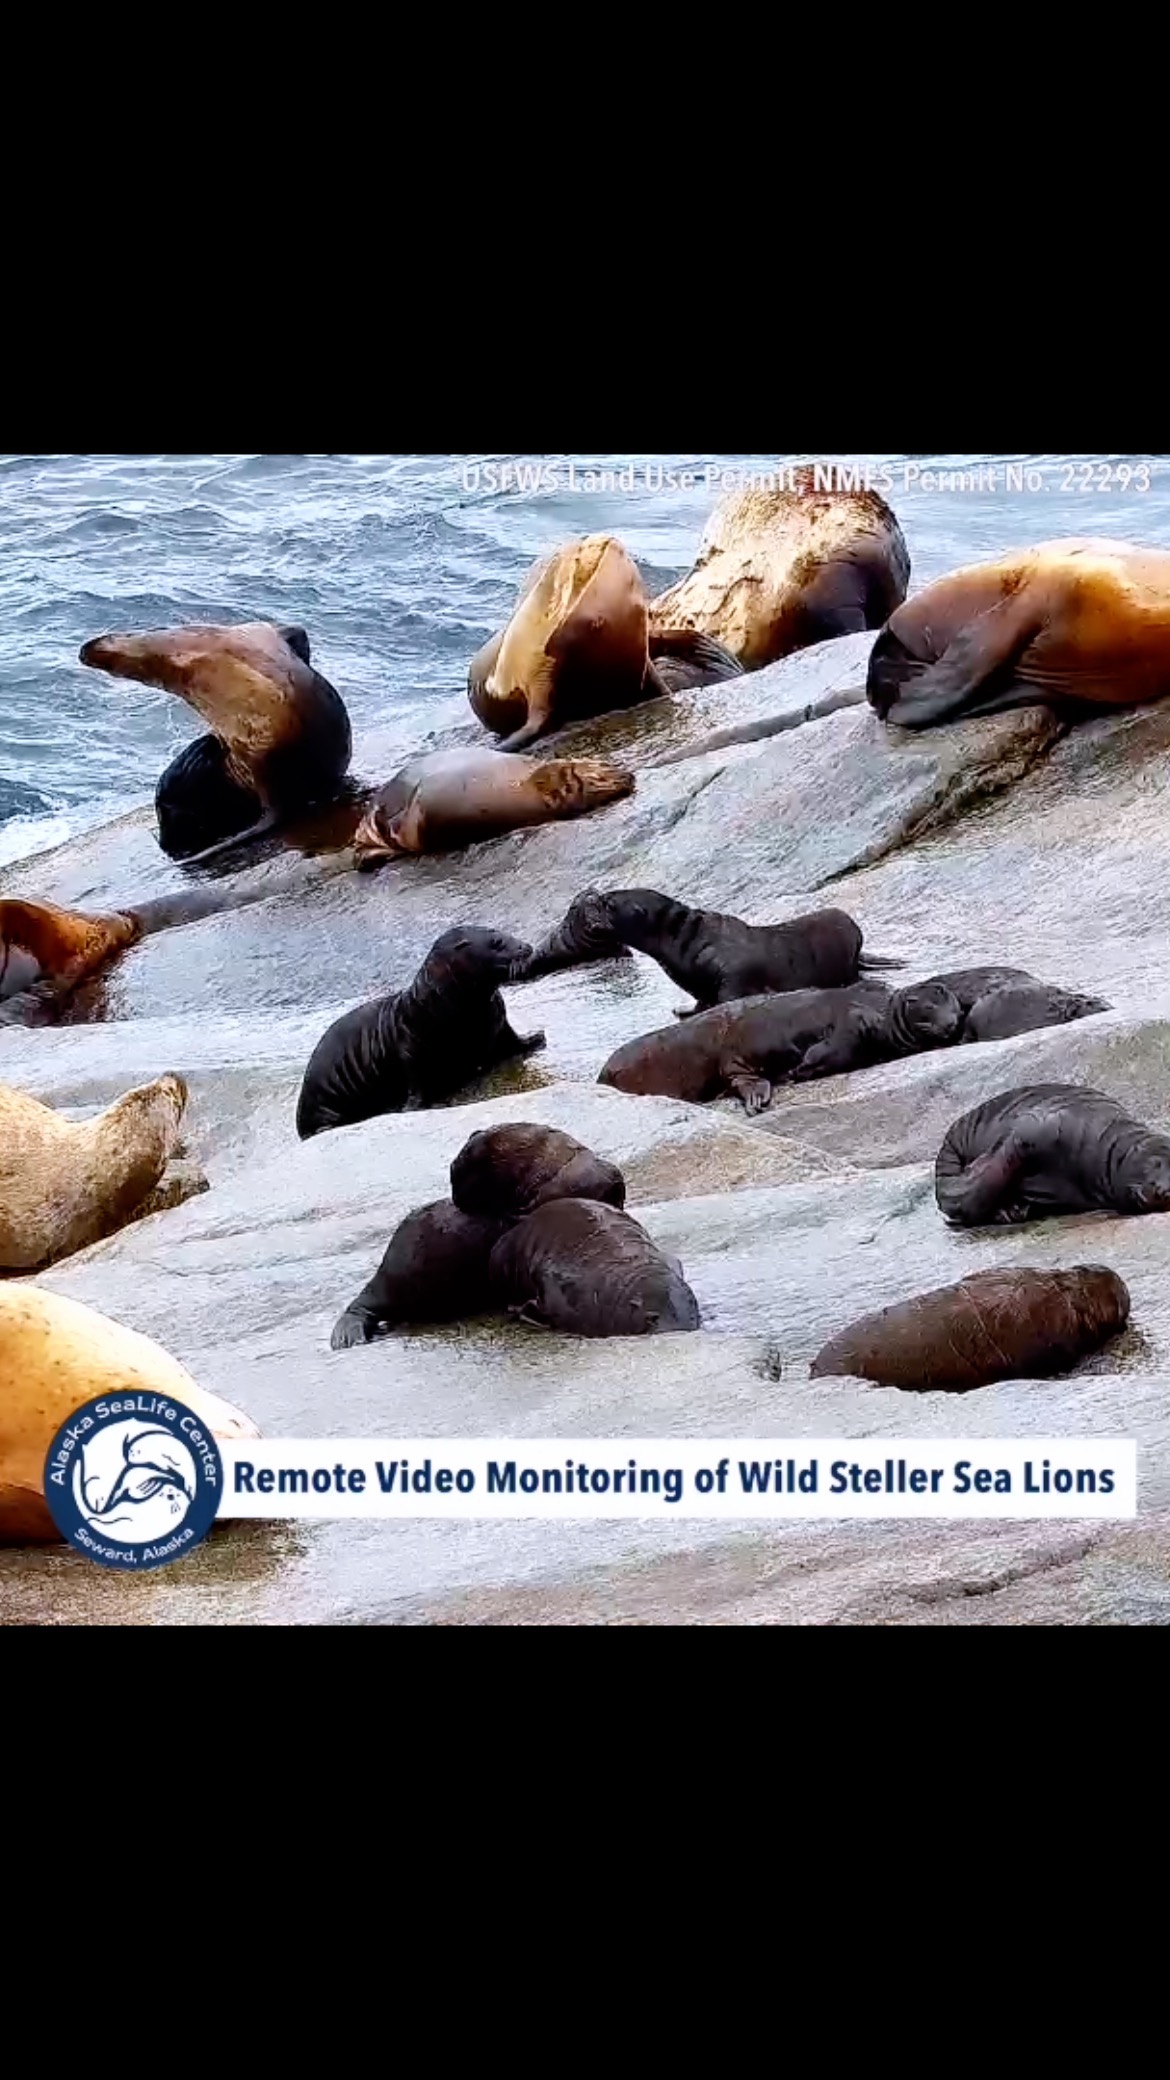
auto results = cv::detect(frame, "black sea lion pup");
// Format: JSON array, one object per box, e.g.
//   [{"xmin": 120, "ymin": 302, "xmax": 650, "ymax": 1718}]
[
  {"xmin": 80, "ymin": 621, "xmax": 353, "ymax": 864},
  {"xmin": 522, "ymin": 889, "xmax": 905, "ymax": 1014},
  {"xmin": 296, "ymin": 927, "xmax": 543, "ymax": 1141},
  {"xmin": 450, "ymin": 1125, "xmax": 626, "ymax": 1222},
  {"xmin": 935, "ymin": 1084, "xmax": 1170, "ymax": 1228},
  {"xmin": 599, "ymin": 981, "xmax": 963, "ymax": 1117},
  {"xmin": 648, "ymin": 469, "xmax": 911, "ymax": 668},
  {"xmin": 488, "ymin": 1201, "xmax": 702, "ymax": 1337},
  {"xmin": 353, "ymin": 748, "xmax": 635, "ymax": 865},
  {"xmin": 468, "ymin": 535, "xmax": 741, "ymax": 754},
  {"xmin": 331, "ymin": 1201, "xmax": 508, "ymax": 1350},
  {"xmin": 809, "ymin": 1266, "xmax": 1131, "ymax": 1393},
  {"xmin": 867, "ymin": 538, "xmax": 1170, "ymax": 733},
  {"xmin": 962, "ymin": 981, "xmax": 1112, "ymax": 1045}
]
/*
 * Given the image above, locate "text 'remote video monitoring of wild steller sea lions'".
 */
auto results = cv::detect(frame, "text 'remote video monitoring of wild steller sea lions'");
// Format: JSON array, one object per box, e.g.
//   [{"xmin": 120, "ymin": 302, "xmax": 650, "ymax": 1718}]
[{"xmin": 3, "ymin": 453, "xmax": 1170, "ymax": 1627}]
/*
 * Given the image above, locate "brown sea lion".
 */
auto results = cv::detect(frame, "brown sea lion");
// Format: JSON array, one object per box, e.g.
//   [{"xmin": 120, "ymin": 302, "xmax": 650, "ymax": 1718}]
[
  {"xmin": 468, "ymin": 535, "xmax": 742, "ymax": 753},
  {"xmin": 79, "ymin": 621, "xmax": 353, "ymax": 864},
  {"xmin": 867, "ymin": 538, "xmax": 1170, "ymax": 731},
  {"xmin": 935, "ymin": 1084, "xmax": 1170, "ymax": 1227},
  {"xmin": 809, "ymin": 1266, "xmax": 1131, "ymax": 1393},
  {"xmin": 352, "ymin": 746, "xmax": 635, "ymax": 864},
  {"xmin": 488, "ymin": 1200, "xmax": 702, "ymax": 1336},
  {"xmin": 521, "ymin": 889, "xmax": 905, "ymax": 1014},
  {"xmin": 648, "ymin": 468, "xmax": 911, "ymax": 669},
  {"xmin": 331, "ymin": 1200, "xmax": 508, "ymax": 1350},
  {"xmin": 0, "ymin": 1074, "xmax": 190, "ymax": 1271},
  {"xmin": 450, "ymin": 1124, "xmax": 627, "ymax": 1222},
  {"xmin": 0, "ymin": 1284, "xmax": 259, "ymax": 1545},
  {"xmin": 599, "ymin": 982, "xmax": 963, "ymax": 1117},
  {"xmin": 296, "ymin": 928, "xmax": 544, "ymax": 1141}
]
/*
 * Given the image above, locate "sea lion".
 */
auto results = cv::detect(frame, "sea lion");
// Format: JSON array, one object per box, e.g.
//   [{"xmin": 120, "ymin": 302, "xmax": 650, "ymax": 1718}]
[
  {"xmin": 962, "ymin": 981, "xmax": 1112, "ymax": 1045},
  {"xmin": 468, "ymin": 535, "xmax": 742, "ymax": 753},
  {"xmin": 647, "ymin": 469, "xmax": 912, "ymax": 669},
  {"xmin": 522, "ymin": 889, "xmax": 906, "ymax": 1015},
  {"xmin": 809, "ymin": 1266, "xmax": 1131, "ymax": 1393},
  {"xmin": 296, "ymin": 927, "xmax": 544, "ymax": 1141},
  {"xmin": 0, "ymin": 1284, "xmax": 259, "ymax": 1545},
  {"xmin": 867, "ymin": 538, "xmax": 1170, "ymax": 732},
  {"xmin": 0, "ymin": 1074, "xmax": 190, "ymax": 1271},
  {"xmin": 488, "ymin": 1200, "xmax": 702, "ymax": 1337},
  {"xmin": 331, "ymin": 1200, "xmax": 508, "ymax": 1350},
  {"xmin": 599, "ymin": 981, "xmax": 964, "ymax": 1116},
  {"xmin": 79, "ymin": 621, "xmax": 353, "ymax": 863},
  {"xmin": 935, "ymin": 1084, "xmax": 1170, "ymax": 1227},
  {"xmin": 352, "ymin": 747, "xmax": 636, "ymax": 864},
  {"xmin": 450, "ymin": 1124, "xmax": 627, "ymax": 1221}
]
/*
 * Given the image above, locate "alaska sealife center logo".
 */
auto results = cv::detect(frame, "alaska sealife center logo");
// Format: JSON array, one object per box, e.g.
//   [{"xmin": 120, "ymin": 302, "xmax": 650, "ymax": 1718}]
[{"xmin": 43, "ymin": 1394, "xmax": 224, "ymax": 1571}]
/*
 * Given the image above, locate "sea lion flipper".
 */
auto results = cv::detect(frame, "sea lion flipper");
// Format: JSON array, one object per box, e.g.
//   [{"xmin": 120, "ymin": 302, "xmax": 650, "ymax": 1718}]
[
  {"xmin": 885, "ymin": 591, "xmax": 1043, "ymax": 730},
  {"xmin": 278, "ymin": 626, "xmax": 313, "ymax": 665},
  {"xmin": 647, "ymin": 628, "xmax": 745, "ymax": 691},
  {"xmin": 494, "ymin": 656, "xmax": 557, "ymax": 752},
  {"xmin": 164, "ymin": 810, "xmax": 280, "ymax": 871},
  {"xmin": 331, "ymin": 1309, "xmax": 382, "ymax": 1352},
  {"xmin": 723, "ymin": 1058, "xmax": 773, "ymax": 1117},
  {"xmin": 941, "ymin": 1136, "xmax": 1032, "ymax": 1227}
]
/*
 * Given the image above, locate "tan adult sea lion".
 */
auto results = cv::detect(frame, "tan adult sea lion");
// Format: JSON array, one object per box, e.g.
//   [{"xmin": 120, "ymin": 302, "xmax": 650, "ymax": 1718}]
[
  {"xmin": 352, "ymin": 746, "xmax": 635, "ymax": 863},
  {"xmin": 648, "ymin": 468, "xmax": 912, "ymax": 670},
  {"xmin": 0, "ymin": 1285, "xmax": 259, "ymax": 1544},
  {"xmin": 468, "ymin": 535, "xmax": 741, "ymax": 752},
  {"xmin": 0, "ymin": 896, "xmax": 140, "ymax": 1019},
  {"xmin": 79, "ymin": 621, "xmax": 353, "ymax": 864},
  {"xmin": 867, "ymin": 538, "xmax": 1170, "ymax": 731},
  {"xmin": 0, "ymin": 1075, "xmax": 191, "ymax": 1271}
]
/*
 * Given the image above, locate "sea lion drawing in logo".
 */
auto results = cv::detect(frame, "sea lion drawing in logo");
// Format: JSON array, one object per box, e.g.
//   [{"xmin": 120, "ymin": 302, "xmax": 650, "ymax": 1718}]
[{"xmin": 74, "ymin": 1422, "xmax": 199, "ymax": 1544}]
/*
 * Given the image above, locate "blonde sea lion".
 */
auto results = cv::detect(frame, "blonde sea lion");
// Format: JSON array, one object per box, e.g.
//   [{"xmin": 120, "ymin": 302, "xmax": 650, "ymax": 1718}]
[
  {"xmin": 648, "ymin": 469, "xmax": 912, "ymax": 670},
  {"xmin": 867, "ymin": 538, "xmax": 1170, "ymax": 731},
  {"xmin": 0, "ymin": 1284, "xmax": 259, "ymax": 1544},
  {"xmin": 0, "ymin": 1075, "xmax": 191, "ymax": 1272},
  {"xmin": 468, "ymin": 535, "xmax": 741, "ymax": 753},
  {"xmin": 353, "ymin": 746, "xmax": 635, "ymax": 863},
  {"xmin": 79, "ymin": 621, "xmax": 353, "ymax": 864}
]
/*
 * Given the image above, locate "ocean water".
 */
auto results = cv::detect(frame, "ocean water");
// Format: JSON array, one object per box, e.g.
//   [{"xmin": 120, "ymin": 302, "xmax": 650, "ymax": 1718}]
[{"xmin": 2, "ymin": 451, "xmax": 1168, "ymax": 868}]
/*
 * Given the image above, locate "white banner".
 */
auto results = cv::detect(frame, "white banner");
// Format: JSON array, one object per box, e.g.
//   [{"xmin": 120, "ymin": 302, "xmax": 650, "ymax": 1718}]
[{"xmin": 218, "ymin": 1440, "xmax": 1139, "ymax": 1521}]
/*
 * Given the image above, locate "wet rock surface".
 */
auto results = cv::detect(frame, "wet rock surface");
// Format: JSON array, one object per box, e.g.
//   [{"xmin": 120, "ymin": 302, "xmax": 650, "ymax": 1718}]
[{"xmin": 3, "ymin": 634, "xmax": 1170, "ymax": 1625}]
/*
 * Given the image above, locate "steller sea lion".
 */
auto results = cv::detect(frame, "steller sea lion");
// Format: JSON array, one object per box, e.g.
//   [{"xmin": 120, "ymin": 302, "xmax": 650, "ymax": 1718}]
[
  {"xmin": 599, "ymin": 981, "xmax": 964, "ymax": 1117},
  {"xmin": 935, "ymin": 1084, "xmax": 1170, "ymax": 1228},
  {"xmin": 647, "ymin": 468, "xmax": 911, "ymax": 670},
  {"xmin": 809, "ymin": 1266, "xmax": 1131, "ymax": 1393},
  {"xmin": 488, "ymin": 1199, "xmax": 702, "ymax": 1337},
  {"xmin": 0, "ymin": 1284, "xmax": 259, "ymax": 1545},
  {"xmin": 867, "ymin": 538, "xmax": 1170, "ymax": 732},
  {"xmin": 961, "ymin": 980, "xmax": 1112, "ymax": 1045},
  {"xmin": 521, "ymin": 889, "xmax": 905, "ymax": 1015},
  {"xmin": 79, "ymin": 621, "xmax": 353, "ymax": 864},
  {"xmin": 468, "ymin": 535, "xmax": 742, "ymax": 753},
  {"xmin": 450, "ymin": 1124, "xmax": 627, "ymax": 1222},
  {"xmin": 331, "ymin": 1200, "xmax": 508, "ymax": 1350},
  {"xmin": 296, "ymin": 927, "xmax": 544, "ymax": 1141},
  {"xmin": 352, "ymin": 746, "xmax": 636, "ymax": 864},
  {"xmin": 0, "ymin": 1074, "xmax": 191, "ymax": 1271}
]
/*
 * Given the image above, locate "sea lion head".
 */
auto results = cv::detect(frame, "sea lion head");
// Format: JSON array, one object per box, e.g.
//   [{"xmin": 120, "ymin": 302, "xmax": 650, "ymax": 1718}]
[
  {"xmin": 1125, "ymin": 1141, "xmax": 1170, "ymax": 1213},
  {"xmin": 1062, "ymin": 1265, "xmax": 1132, "ymax": 1335},
  {"xmin": 424, "ymin": 926, "xmax": 536, "ymax": 989},
  {"xmin": 521, "ymin": 889, "xmax": 628, "ymax": 977},
  {"xmin": 888, "ymin": 982, "xmax": 965, "ymax": 1053}
]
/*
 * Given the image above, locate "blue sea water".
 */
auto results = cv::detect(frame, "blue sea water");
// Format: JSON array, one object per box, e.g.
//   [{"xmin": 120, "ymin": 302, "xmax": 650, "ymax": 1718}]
[{"xmin": 2, "ymin": 452, "xmax": 1168, "ymax": 867}]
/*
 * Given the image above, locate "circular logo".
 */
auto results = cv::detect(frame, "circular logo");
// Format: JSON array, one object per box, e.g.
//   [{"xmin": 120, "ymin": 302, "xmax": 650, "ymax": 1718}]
[{"xmin": 42, "ymin": 1394, "xmax": 224, "ymax": 1571}]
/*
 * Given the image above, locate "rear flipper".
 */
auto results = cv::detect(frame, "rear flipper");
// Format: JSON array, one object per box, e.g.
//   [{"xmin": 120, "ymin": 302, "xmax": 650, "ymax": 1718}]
[
  {"xmin": 858, "ymin": 953, "xmax": 907, "ymax": 973},
  {"xmin": 648, "ymin": 629, "xmax": 745, "ymax": 692},
  {"xmin": 937, "ymin": 1135, "xmax": 1031, "ymax": 1226},
  {"xmin": 721, "ymin": 1056, "xmax": 774, "ymax": 1116}
]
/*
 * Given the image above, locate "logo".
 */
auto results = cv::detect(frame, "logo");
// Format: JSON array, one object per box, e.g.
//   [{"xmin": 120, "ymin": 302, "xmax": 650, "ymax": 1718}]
[{"xmin": 42, "ymin": 1395, "xmax": 224, "ymax": 1571}]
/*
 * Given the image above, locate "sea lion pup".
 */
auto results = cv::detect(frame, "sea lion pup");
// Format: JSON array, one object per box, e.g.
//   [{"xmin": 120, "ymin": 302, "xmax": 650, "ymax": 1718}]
[
  {"xmin": 331, "ymin": 1201, "xmax": 508, "ymax": 1350},
  {"xmin": 0, "ymin": 1074, "xmax": 189, "ymax": 1271},
  {"xmin": 521, "ymin": 889, "xmax": 906, "ymax": 1014},
  {"xmin": 352, "ymin": 747, "xmax": 635, "ymax": 864},
  {"xmin": 962, "ymin": 981, "xmax": 1112, "ymax": 1045},
  {"xmin": 935, "ymin": 1085, "xmax": 1170, "ymax": 1228},
  {"xmin": 450, "ymin": 1124, "xmax": 627, "ymax": 1221},
  {"xmin": 296, "ymin": 927, "xmax": 543, "ymax": 1141},
  {"xmin": 809, "ymin": 1266, "xmax": 1131, "ymax": 1394},
  {"xmin": 0, "ymin": 1284, "xmax": 259, "ymax": 1545},
  {"xmin": 647, "ymin": 469, "xmax": 911, "ymax": 670},
  {"xmin": 488, "ymin": 1200, "xmax": 702, "ymax": 1337},
  {"xmin": 867, "ymin": 538, "xmax": 1170, "ymax": 732},
  {"xmin": 79, "ymin": 621, "xmax": 353, "ymax": 864},
  {"xmin": 599, "ymin": 981, "xmax": 963, "ymax": 1117},
  {"xmin": 467, "ymin": 535, "xmax": 742, "ymax": 753}
]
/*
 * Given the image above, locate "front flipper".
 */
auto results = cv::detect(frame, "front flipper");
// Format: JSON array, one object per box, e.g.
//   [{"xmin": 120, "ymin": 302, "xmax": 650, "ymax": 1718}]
[
  {"xmin": 494, "ymin": 655, "xmax": 557, "ymax": 752},
  {"xmin": 884, "ymin": 590, "xmax": 1044, "ymax": 731},
  {"xmin": 789, "ymin": 1015, "xmax": 869, "ymax": 1083},
  {"xmin": 938, "ymin": 1135, "xmax": 1031, "ymax": 1227},
  {"xmin": 168, "ymin": 810, "xmax": 281, "ymax": 871},
  {"xmin": 500, "ymin": 1023, "xmax": 548, "ymax": 1059},
  {"xmin": 721, "ymin": 1056, "xmax": 773, "ymax": 1116},
  {"xmin": 331, "ymin": 1309, "xmax": 383, "ymax": 1352}
]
